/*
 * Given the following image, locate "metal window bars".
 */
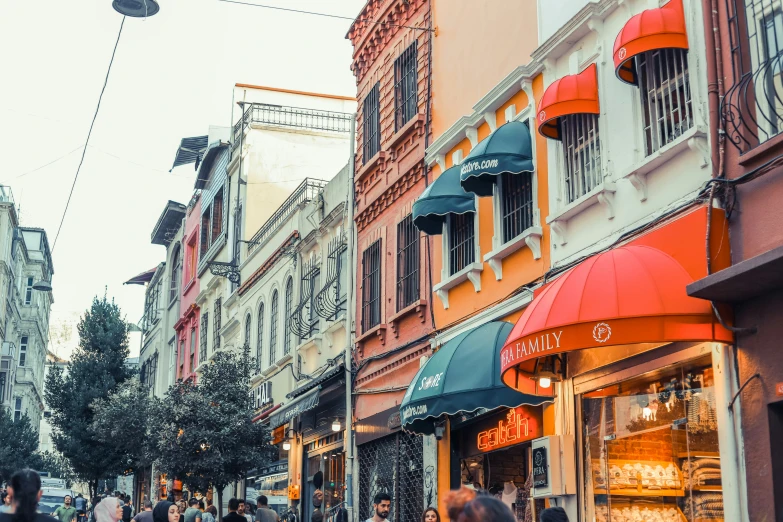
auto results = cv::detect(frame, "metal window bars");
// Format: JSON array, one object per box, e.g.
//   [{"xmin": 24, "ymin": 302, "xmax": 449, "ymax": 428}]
[
  {"xmin": 363, "ymin": 83, "xmax": 381, "ymax": 163},
  {"xmin": 213, "ymin": 298, "xmax": 222, "ymax": 353},
  {"xmin": 448, "ymin": 213, "xmax": 475, "ymax": 276},
  {"xmin": 199, "ymin": 312, "xmax": 208, "ymax": 366},
  {"xmin": 396, "ymin": 215, "xmax": 420, "ymax": 310},
  {"xmin": 269, "ymin": 291, "xmax": 279, "ymax": 366},
  {"xmin": 361, "ymin": 240, "xmax": 382, "ymax": 331},
  {"xmin": 637, "ymin": 48, "xmax": 693, "ymax": 155},
  {"xmin": 256, "ymin": 304, "xmax": 264, "ymax": 373},
  {"xmin": 561, "ymin": 113, "xmax": 602, "ymax": 204},
  {"xmin": 314, "ymin": 235, "xmax": 348, "ymax": 321},
  {"xmin": 284, "ymin": 278, "xmax": 294, "ymax": 355},
  {"xmin": 244, "ymin": 315, "xmax": 252, "ymax": 351},
  {"xmin": 394, "ymin": 42, "xmax": 418, "ymax": 131},
  {"xmin": 500, "ymin": 172, "xmax": 535, "ymax": 244},
  {"xmin": 723, "ymin": 0, "xmax": 783, "ymax": 151},
  {"xmin": 289, "ymin": 258, "xmax": 321, "ymax": 340}
]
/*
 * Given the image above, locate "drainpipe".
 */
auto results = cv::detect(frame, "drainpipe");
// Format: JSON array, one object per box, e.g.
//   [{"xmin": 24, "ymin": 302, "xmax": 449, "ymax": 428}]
[{"xmin": 344, "ymin": 114, "xmax": 357, "ymax": 522}]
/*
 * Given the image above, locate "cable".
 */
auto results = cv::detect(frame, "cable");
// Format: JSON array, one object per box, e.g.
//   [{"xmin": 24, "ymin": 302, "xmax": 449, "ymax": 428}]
[
  {"xmin": 217, "ymin": 0, "xmax": 434, "ymax": 32},
  {"xmin": 3, "ymin": 144, "xmax": 85, "ymax": 182},
  {"xmin": 52, "ymin": 16, "xmax": 125, "ymax": 252}
]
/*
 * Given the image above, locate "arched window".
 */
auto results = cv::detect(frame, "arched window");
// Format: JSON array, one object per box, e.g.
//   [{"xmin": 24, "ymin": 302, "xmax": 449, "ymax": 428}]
[
  {"xmin": 256, "ymin": 303, "xmax": 264, "ymax": 372},
  {"xmin": 169, "ymin": 245, "xmax": 181, "ymax": 304},
  {"xmin": 269, "ymin": 290, "xmax": 279, "ymax": 365},
  {"xmin": 284, "ymin": 277, "xmax": 293, "ymax": 355},
  {"xmin": 244, "ymin": 314, "xmax": 252, "ymax": 349}
]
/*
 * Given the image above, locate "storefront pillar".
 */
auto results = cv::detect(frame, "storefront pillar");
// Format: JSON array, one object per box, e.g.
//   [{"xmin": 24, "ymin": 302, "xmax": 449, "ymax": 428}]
[{"xmin": 436, "ymin": 418, "xmax": 451, "ymax": 518}]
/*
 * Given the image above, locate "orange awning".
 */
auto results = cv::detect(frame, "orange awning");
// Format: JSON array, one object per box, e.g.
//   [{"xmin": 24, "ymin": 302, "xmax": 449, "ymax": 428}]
[
  {"xmin": 500, "ymin": 245, "xmax": 732, "ymax": 392},
  {"xmin": 537, "ymin": 63, "xmax": 600, "ymax": 140},
  {"xmin": 613, "ymin": 0, "xmax": 689, "ymax": 85}
]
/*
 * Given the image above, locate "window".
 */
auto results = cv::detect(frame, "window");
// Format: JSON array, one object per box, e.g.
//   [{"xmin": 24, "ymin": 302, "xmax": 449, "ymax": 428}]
[
  {"xmin": 212, "ymin": 188, "xmax": 224, "ymax": 244},
  {"xmin": 144, "ymin": 280, "xmax": 161, "ymax": 328},
  {"xmin": 637, "ymin": 48, "xmax": 693, "ymax": 155},
  {"xmin": 447, "ymin": 213, "xmax": 475, "ymax": 276},
  {"xmin": 170, "ymin": 246, "xmax": 181, "ymax": 304},
  {"xmin": 232, "ymin": 203, "xmax": 243, "ymax": 291},
  {"xmin": 178, "ymin": 339, "xmax": 185, "ymax": 379},
  {"xmin": 396, "ymin": 215, "xmax": 420, "ymax": 310},
  {"xmin": 213, "ymin": 298, "xmax": 222, "ymax": 352},
  {"xmin": 200, "ymin": 212, "xmax": 211, "ymax": 257},
  {"xmin": 244, "ymin": 314, "xmax": 252, "ymax": 348},
  {"xmin": 200, "ymin": 188, "xmax": 226, "ymax": 259},
  {"xmin": 284, "ymin": 278, "xmax": 293, "ymax": 355},
  {"xmin": 199, "ymin": 313, "xmax": 208, "ymax": 365},
  {"xmin": 499, "ymin": 172, "xmax": 535, "ymax": 243},
  {"xmin": 0, "ymin": 372, "xmax": 6, "ymax": 404},
  {"xmin": 394, "ymin": 42, "xmax": 418, "ymax": 130},
  {"xmin": 362, "ymin": 83, "xmax": 381, "ymax": 163},
  {"xmin": 24, "ymin": 276, "xmax": 33, "ymax": 305},
  {"xmin": 14, "ymin": 396, "xmax": 22, "ymax": 422},
  {"xmin": 361, "ymin": 240, "xmax": 382, "ymax": 331},
  {"xmin": 269, "ymin": 291, "xmax": 278, "ymax": 365},
  {"xmin": 256, "ymin": 303, "xmax": 264, "ymax": 372},
  {"xmin": 561, "ymin": 113, "xmax": 602, "ymax": 204},
  {"xmin": 19, "ymin": 335, "xmax": 28, "ymax": 367},
  {"xmin": 307, "ymin": 268, "xmax": 320, "ymax": 337},
  {"xmin": 186, "ymin": 236, "xmax": 197, "ymax": 283},
  {"xmin": 189, "ymin": 328, "xmax": 196, "ymax": 374}
]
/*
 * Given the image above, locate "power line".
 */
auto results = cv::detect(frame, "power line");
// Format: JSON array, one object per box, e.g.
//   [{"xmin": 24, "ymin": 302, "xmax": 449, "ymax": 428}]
[
  {"xmin": 217, "ymin": 0, "xmax": 434, "ymax": 32},
  {"xmin": 52, "ymin": 16, "xmax": 125, "ymax": 252},
  {"xmin": 3, "ymin": 144, "xmax": 85, "ymax": 182}
]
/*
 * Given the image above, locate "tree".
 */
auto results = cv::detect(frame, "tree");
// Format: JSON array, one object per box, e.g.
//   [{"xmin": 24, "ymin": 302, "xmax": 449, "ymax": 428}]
[
  {"xmin": 44, "ymin": 295, "xmax": 135, "ymax": 497},
  {"xmin": 36, "ymin": 450, "xmax": 77, "ymax": 487},
  {"xmin": 154, "ymin": 348, "xmax": 275, "ymax": 517},
  {"xmin": 0, "ymin": 412, "xmax": 39, "ymax": 484}
]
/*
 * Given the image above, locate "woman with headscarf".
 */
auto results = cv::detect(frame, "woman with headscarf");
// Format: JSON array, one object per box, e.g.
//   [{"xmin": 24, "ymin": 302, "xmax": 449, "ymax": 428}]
[
  {"xmin": 93, "ymin": 498, "xmax": 122, "ymax": 522},
  {"xmin": 152, "ymin": 502, "xmax": 179, "ymax": 522},
  {"xmin": 0, "ymin": 469, "xmax": 57, "ymax": 522}
]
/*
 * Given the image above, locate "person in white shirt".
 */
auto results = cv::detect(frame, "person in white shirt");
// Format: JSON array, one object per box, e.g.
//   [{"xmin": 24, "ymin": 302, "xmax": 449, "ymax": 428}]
[{"xmin": 364, "ymin": 493, "xmax": 391, "ymax": 522}]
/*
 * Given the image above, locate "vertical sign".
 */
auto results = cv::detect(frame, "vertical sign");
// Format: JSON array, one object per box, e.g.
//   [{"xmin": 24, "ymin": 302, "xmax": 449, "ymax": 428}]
[{"xmin": 532, "ymin": 446, "xmax": 548, "ymax": 487}]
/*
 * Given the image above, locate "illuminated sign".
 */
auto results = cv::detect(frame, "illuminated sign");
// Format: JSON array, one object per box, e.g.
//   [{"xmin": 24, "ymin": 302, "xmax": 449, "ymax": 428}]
[
  {"xmin": 252, "ymin": 381, "xmax": 273, "ymax": 410},
  {"xmin": 461, "ymin": 405, "xmax": 543, "ymax": 456}
]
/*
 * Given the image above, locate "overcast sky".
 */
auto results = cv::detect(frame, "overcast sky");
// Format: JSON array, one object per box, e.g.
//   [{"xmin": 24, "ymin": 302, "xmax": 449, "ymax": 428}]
[{"xmin": 0, "ymin": 0, "xmax": 364, "ymax": 358}]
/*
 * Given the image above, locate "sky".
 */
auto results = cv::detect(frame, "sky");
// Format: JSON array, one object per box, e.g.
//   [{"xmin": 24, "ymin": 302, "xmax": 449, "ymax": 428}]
[{"xmin": 0, "ymin": 0, "xmax": 365, "ymax": 358}]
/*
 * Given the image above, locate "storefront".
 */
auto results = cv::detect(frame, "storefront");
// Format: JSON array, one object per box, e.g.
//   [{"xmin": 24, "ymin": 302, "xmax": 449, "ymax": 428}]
[
  {"xmin": 499, "ymin": 207, "xmax": 744, "ymax": 522},
  {"xmin": 247, "ymin": 461, "xmax": 289, "ymax": 516}
]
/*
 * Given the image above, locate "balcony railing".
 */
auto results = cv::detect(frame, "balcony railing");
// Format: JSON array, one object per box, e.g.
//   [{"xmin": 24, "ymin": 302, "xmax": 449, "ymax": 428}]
[
  {"xmin": 247, "ymin": 179, "xmax": 328, "ymax": 254},
  {"xmin": 233, "ymin": 103, "xmax": 353, "ymax": 150}
]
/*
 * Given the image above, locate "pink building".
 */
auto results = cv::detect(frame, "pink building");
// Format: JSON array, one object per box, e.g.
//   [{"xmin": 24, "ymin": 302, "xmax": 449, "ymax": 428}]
[{"xmin": 174, "ymin": 194, "xmax": 202, "ymax": 382}]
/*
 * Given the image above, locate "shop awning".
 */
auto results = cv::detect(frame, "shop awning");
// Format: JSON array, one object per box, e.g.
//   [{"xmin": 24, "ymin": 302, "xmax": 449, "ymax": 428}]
[
  {"xmin": 537, "ymin": 63, "xmax": 600, "ymax": 140},
  {"xmin": 459, "ymin": 121, "xmax": 534, "ymax": 197},
  {"xmin": 613, "ymin": 0, "xmax": 688, "ymax": 85},
  {"xmin": 400, "ymin": 321, "xmax": 552, "ymax": 436},
  {"xmin": 412, "ymin": 165, "xmax": 476, "ymax": 235},
  {"xmin": 124, "ymin": 266, "xmax": 158, "ymax": 285},
  {"xmin": 268, "ymin": 386, "xmax": 320, "ymax": 429},
  {"xmin": 500, "ymin": 246, "xmax": 733, "ymax": 392}
]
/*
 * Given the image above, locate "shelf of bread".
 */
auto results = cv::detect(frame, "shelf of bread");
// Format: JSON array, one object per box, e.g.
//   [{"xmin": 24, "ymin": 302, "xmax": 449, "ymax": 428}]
[
  {"xmin": 592, "ymin": 458, "xmax": 684, "ymax": 497},
  {"xmin": 595, "ymin": 501, "xmax": 687, "ymax": 522}
]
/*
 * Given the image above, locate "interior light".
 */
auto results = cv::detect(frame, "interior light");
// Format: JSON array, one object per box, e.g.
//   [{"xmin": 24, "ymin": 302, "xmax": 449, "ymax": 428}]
[
  {"xmin": 539, "ymin": 377, "xmax": 552, "ymax": 389},
  {"xmin": 282, "ymin": 441, "xmax": 291, "ymax": 451},
  {"xmin": 332, "ymin": 419, "xmax": 341, "ymax": 432}
]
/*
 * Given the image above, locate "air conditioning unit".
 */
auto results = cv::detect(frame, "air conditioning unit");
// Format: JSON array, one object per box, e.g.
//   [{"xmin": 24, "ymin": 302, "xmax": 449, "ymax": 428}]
[{"xmin": 531, "ymin": 435, "xmax": 576, "ymax": 498}]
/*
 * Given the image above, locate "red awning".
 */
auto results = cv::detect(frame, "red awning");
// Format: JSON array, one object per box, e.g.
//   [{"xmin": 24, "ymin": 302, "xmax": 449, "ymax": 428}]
[
  {"xmin": 500, "ymin": 245, "xmax": 732, "ymax": 392},
  {"xmin": 124, "ymin": 266, "xmax": 158, "ymax": 285},
  {"xmin": 537, "ymin": 63, "xmax": 600, "ymax": 140},
  {"xmin": 613, "ymin": 0, "xmax": 689, "ymax": 85}
]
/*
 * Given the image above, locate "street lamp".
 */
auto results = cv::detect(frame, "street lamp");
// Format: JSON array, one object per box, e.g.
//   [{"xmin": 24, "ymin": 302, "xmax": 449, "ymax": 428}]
[
  {"xmin": 32, "ymin": 280, "xmax": 52, "ymax": 292},
  {"xmin": 282, "ymin": 440, "xmax": 291, "ymax": 451},
  {"xmin": 112, "ymin": 0, "xmax": 160, "ymax": 17},
  {"xmin": 331, "ymin": 419, "xmax": 341, "ymax": 432}
]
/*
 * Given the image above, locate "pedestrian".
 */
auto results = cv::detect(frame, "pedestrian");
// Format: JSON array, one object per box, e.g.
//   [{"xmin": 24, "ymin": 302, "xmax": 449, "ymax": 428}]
[
  {"xmin": 222, "ymin": 499, "xmax": 245, "ymax": 522},
  {"xmin": 236, "ymin": 501, "xmax": 251, "ymax": 522},
  {"xmin": 152, "ymin": 502, "xmax": 179, "ymax": 522},
  {"xmin": 132, "ymin": 502, "xmax": 153, "ymax": 522},
  {"xmin": 201, "ymin": 506, "xmax": 216, "ymax": 522},
  {"xmin": 0, "ymin": 469, "xmax": 57, "ymax": 522},
  {"xmin": 176, "ymin": 501, "xmax": 186, "ymax": 522},
  {"xmin": 0, "ymin": 491, "xmax": 11, "ymax": 514},
  {"xmin": 454, "ymin": 497, "xmax": 514, "ymax": 522},
  {"xmin": 254, "ymin": 497, "xmax": 278, "ymax": 522},
  {"xmin": 443, "ymin": 488, "xmax": 475, "ymax": 522},
  {"xmin": 421, "ymin": 508, "xmax": 440, "ymax": 522},
  {"xmin": 540, "ymin": 507, "xmax": 569, "ymax": 522},
  {"xmin": 93, "ymin": 498, "xmax": 122, "ymax": 522},
  {"xmin": 121, "ymin": 502, "xmax": 132, "ymax": 522},
  {"xmin": 183, "ymin": 499, "xmax": 202, "ymax": 522},
  {"xmin": 53, "ymin": 496, "xmax": 78, "ymax": 522},
  {"xmin": 365, "ymin": 493, "xmax": 391, "ymax": 522},
  {"xmin": 75, "ymin": 495, "xmax": 88, "ymax": 522}
]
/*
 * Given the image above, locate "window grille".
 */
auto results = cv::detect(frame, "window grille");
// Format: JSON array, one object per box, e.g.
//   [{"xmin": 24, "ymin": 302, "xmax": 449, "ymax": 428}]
[
  {"xmin": 394, "ymin": 42, "xmax": 418, "ymax": 130},
  {"xmin": 396, "ymin": 215, "xmax": 420, "ymax": 310},
  {"xmin": 199, "ymin": 313, "xmax": 208, "ymax": 366},
  {"xmin": 314, "ymin": 235, "xmax": 348, "ymax": 321},
  {"xmin": 244, "ymin": 314, "xmax": 252, "ymax": 349},
  {"xmin": 448, "ymin": 213, "xmax": 475, "ymax": 276},
  {"xmin": 269, "ymin": 291, "xmax": 279, "ymax": 366},
  {"xmin": 19, "ymin": 336, "xmax": 27, "ymax": 367},
  {"xmin": 500, "ymin": 172, "xmax": 535, "ymax": 243},
  {"xmin": 284, "ymin": 278, "xmax": 293, "ymax": 355},
  {"xmin": 289, "ymin": 259, "xmax": 321, "ymax": 341},
  {"xmin": 361, "ymin": 240, "xmax": 382, "ymax": 331},
  {"xmin": 561, "ymin": 113, "xmax": 602, "ymax": 204},
  {"xmin": 723, "ymin": 0, "xmax": 783, "ymax": 150},
  {"xmin": 213, "ymin": 298, "xmax": 222, "ymax": 352},
  {"xmin": 637, "ymin": 48, "xmax": 693, "ymax": 155},
  {"xmin": 257, "ymin": 303, "xmax": 264, "ymax": 373},
  {"xmin": 363, "ymin": 83, "xmax": 381, "ymax": 163}
]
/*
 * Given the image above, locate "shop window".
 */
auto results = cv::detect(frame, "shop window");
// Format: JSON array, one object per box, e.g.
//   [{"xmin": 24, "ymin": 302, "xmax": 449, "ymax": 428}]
[
  {"xmin": 637, "ymin": 49, "xmax": 693, "ymax": 155},
  {"xmin": 269, "ymin": 290, "xmax": 278, "ymax": 365},
  {"xmin": 361, "ymin": 240, "xmax": 381, "ymax": 331},
  {"xmin": 394, "ymin": 42, "xmax": 418, "ymax": 130},
  {"xmin": 19, "ymin": 335, "xmax": 27, "ymax": 367},
  {"xmin": 396, "ymin": 215, "xmax": 420, "ymax": 310},
  {"xmin": 199, "ymin": 313, "xmax": 208, "ymax": 366},
  {"xmin": 560, "ymin": 113, "xmax": 602, "ymax": 204},
  {"xmin": 213, "ymin": 298, "xmax": 222, "ymax": 352},
  {"xmin": 283, "ymin": 278, "xmax": 293, "ymax": 355},
  {"xmin": 256, "ymin": 303, "xmax": 264, "ymax": 373},
  {"xmin": 581, "ymin": 356, "xmax": 725, "ymax": 522},
  {"xmin": 447, "ymin": 213, "xmax": 476, "ymax": 276},
  {"xmin": 499, "ymin": 172, "xmax": 535, "ymax": 244},
  {"xmin": 363, "ymin": 83, "xmax": 381, "ymax": 163}
]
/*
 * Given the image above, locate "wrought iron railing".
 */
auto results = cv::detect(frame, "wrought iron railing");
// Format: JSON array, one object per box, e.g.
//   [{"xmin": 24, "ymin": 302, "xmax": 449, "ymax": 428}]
[
  {"xmin": 723, "ymin": 0, "xmax": 783, "ymax": 151},
  {"xmin": 247, "ymin": 179, "xmax": 328, "ymax": 254},
  {"xmin": 233, "ymin": 103, "xmax": 352, "ymax": 150},
  {"xmin": 289, "ymin": 258, "xmax": 320, "ymax": 340}
]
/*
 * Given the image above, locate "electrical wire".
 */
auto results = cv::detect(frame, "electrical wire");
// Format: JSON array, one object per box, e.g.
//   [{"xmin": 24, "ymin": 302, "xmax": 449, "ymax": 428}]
[
  {"xmin": 52, "ymin": 16, "xmax": 125, "ymax": 252},
  {"xmin": 3, "ymin": 144, "xmax": 85, "ymax": 182},
  {"xmin": 217, "ymin": 0, "xmax": 434, "ymax": 32}
]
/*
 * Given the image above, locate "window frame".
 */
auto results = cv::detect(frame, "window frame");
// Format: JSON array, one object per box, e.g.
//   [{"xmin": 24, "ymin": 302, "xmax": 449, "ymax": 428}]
[
  {"xmin": 493, "ymin": 171, "xmax": 537, "ymax": 246},
  {"xmin": 394, "ymin": 42, "xmax": 418, "ymax": 130},
  {"xmin": 199, "ymin": 312, "xmax": 209, "ymax": 367},
  {"xmin": 444, "ymin": 212, "xmax": 477, "ymax": 277},
  {"xmin": 19, "ymin": 335, "xmax": 28, "ymax": 367},
  {"xmin": 189, "ymin": 327, "xmax": 196, "ymax": 374},
  {"xmin": 269, "ymin": 290, "xmax": 279, "ymax": 366},
  {"xmin": 199, "ymin": 186, "xmax": 227, "ymax": 261},
  {"xmin": 559, "ymin": 112, "xmax": 603, "ymax": 205},
  {"xmin": 284, "ymin": 277, "xmax": 294, "ymax": 355},
  {"xmin": 24, "ymin": 276, "xmax": 33, "ymax": 305},
  {"xmin": 14, "ymin": 396, "xmax": 22, "ymax": 422},
  {"xmin": 256, "ymin": 302, "xmax": 265, "ymax": 372},
  {"xmin": 361, "ymin": 240, "xmax": 382, "ymax": 332},
  {"xmin": 396, "ymin": 214, "xmax": 420, "ymax": 310},
  {"xmin": 169, "ymin": 245, "xmax": 181, "ymax": 305},
  {"xmin": 362, "ymin": 83, "xmax": 381, "ymax": 163},
  {"xmin": 213, "ymin": 298, "xmax": 222, "ymax": 353}
]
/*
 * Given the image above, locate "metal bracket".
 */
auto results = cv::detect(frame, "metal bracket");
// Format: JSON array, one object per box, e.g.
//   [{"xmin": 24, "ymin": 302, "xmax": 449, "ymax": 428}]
[{"xmin": 207, "ymin": 261, "xmax": 241, "ymax": 284}]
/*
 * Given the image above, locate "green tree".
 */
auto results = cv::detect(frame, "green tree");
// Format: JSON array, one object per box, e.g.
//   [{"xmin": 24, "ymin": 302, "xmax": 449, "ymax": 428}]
[
  {"xmin": 36, "ymin": 450, "xmax": 77, "ymax": 487},
  {"xmin": 0, "ymin": 412, "xmax": 39, "ymax": 484},
  {"xmin": 154, "ymin": 348, "xmax": 275, "ymax": 517},
  {"xmin": 44, "ymin": 295, "xmax": 134, "ymax": 497}
]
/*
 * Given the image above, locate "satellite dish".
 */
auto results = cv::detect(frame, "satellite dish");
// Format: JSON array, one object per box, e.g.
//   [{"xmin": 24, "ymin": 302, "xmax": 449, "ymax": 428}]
[
  {"xmin": 32, "ymin": 280, "xmax": 52, "ymax": 292},
  {"xmin": 112, "ymin": 0, "xmax": 160, "ymax": 17}
]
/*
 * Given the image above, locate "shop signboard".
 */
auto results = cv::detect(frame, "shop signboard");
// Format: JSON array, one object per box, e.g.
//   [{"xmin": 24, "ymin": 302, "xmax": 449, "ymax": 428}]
[
  {"xmin": 252, "ymin": 381, "xmax": 273, "ymax": 411},
  {"xmin": 460, "ymin": 405, "xmax": 542, "ymax": 456},
  {"xmin": 532, "ymin": 446, "xmax": 548, "ymax": 487}
]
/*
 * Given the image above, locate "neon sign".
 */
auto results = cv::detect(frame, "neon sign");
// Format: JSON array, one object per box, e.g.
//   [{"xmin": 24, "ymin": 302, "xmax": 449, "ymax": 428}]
[{"xmin": 475, "ymin": 407, "xmax": 538, "ymax": 452}]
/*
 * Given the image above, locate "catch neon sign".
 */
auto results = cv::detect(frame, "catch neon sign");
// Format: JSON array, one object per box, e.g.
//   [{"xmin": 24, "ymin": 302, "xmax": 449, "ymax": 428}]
[{"xmin": 477, "ymin": 407, "xmax": 531, "ymax": 451}]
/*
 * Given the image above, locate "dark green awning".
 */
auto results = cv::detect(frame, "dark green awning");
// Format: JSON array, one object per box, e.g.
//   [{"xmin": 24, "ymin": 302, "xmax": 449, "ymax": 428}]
[
  {"xmin": 412, "ymin": 165, "xmax": 475, "ymax": 236},
  {"xmin": 400, "ymin": 321, "xmax": 551, "ymax": 435},
  {"xmin": 460, "ymin": 121, "xmax": 535, "ymax": 197}
]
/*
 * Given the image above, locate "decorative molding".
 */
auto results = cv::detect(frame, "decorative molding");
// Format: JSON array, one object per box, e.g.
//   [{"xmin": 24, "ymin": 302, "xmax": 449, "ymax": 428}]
[
  {"xmin": 546, "ymin": 182, "xmax": 617, "ymax": 245},
  {"xmin": 484, "ymin": 111, "xmax": 497, "ymax": 132},
  {"xmin": 355, "ymin": 163, "xmax": 426, "ymax": 232},
  {"xmin": 433, "ymin": 262, "xmax": 483, "ymax": 309},
  {"xmin": 466, "ymin": 127, "xmax": 478, "ymax": 148},
  {"xmin": 483, "ymin": 226, "xmax": 544, "ymax": 280},
  {"xmin": 388, "ymin": 299, "xmax": 428, "ymax": 337}
]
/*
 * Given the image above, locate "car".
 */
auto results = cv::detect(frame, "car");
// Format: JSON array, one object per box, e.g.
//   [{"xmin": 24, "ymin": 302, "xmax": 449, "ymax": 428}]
[{"xmin": 39, "ymin": 488, "xmax": 77, "ymax": 515}]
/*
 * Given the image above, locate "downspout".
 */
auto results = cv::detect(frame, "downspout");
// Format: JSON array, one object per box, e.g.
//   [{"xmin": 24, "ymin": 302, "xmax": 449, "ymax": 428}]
[{"xmin": 344, "ymin": 114, "xmax": 357, "ymax": 522}]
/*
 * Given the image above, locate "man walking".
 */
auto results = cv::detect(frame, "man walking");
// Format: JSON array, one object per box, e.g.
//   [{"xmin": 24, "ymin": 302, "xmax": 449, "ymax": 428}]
[
  {"xmin": 254, "ymin": 497, "xmax": 278, "ymax": 522},
  {"xmin": 222, "ymin": 499, "xmax": 245, "ymax": 522},
  {"xmin": 53, "ymin": 495, "xmax": 77, "ymax": 522},
  {"xmin": 132, "ymin": 501, "xmax": 154, "ymax": 522},
  {"xmin": 365, "ymin": 493, "xmax": 391, "ymax": 522},
  {"xmin": 237, "ymin": 501, "xmax": 251, "ymax": 522},
  {"xmin": 184, "ymin": 498, "xmax": 202, "ymax": 522}
]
